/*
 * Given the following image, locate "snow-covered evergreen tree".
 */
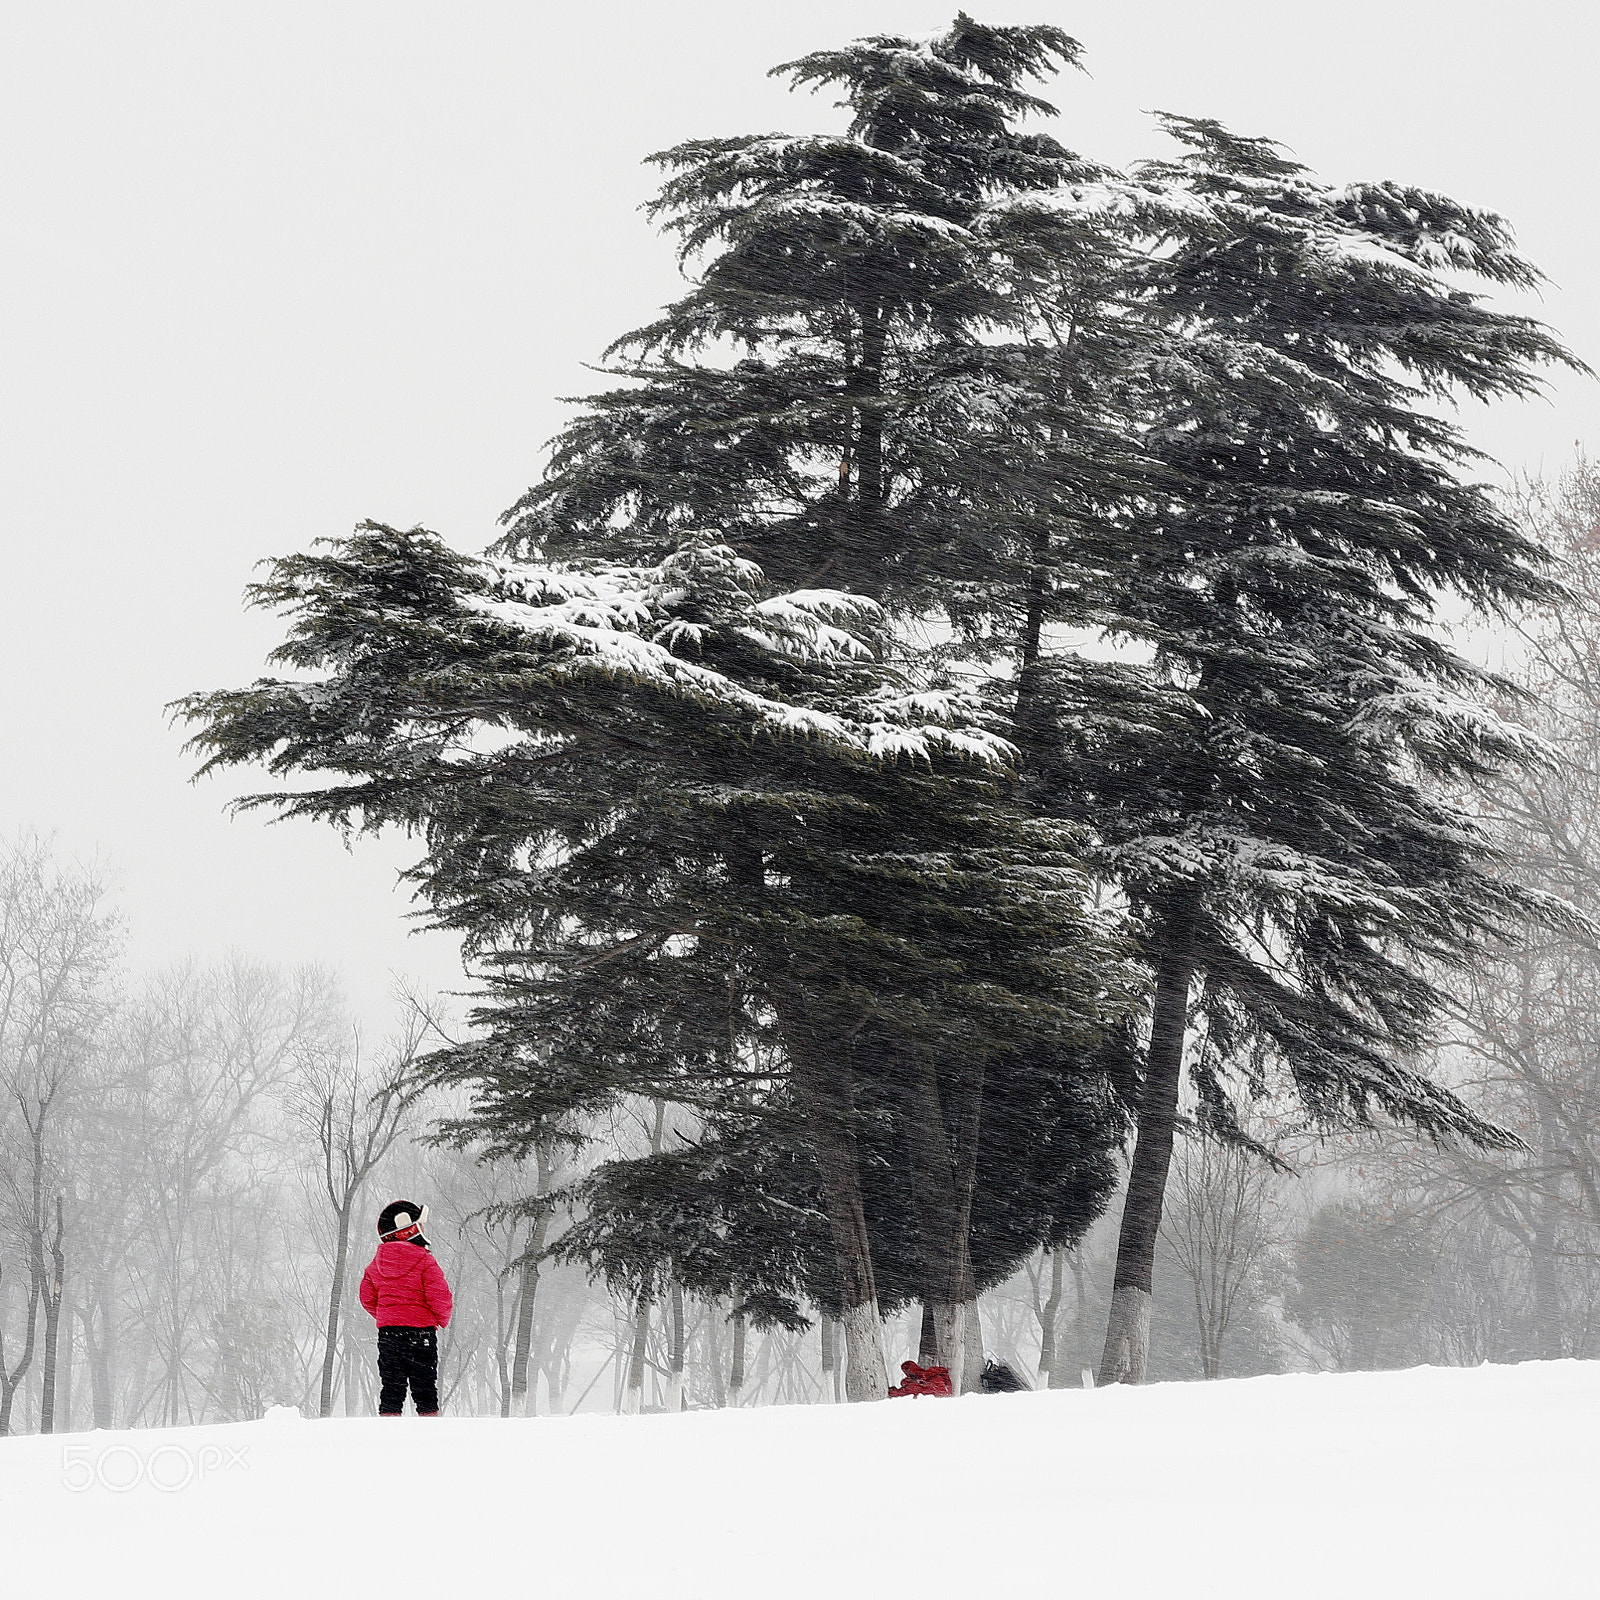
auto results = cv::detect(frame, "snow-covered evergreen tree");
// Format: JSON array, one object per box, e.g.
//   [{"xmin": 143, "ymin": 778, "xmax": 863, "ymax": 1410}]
[
  {"xmin": 1022, "ymin": 118, "xmax": 1583, "ymax": 1384},
  {"xmin": 500, "ymin": 15, "xmax": 1153, "ymax": 1393}
]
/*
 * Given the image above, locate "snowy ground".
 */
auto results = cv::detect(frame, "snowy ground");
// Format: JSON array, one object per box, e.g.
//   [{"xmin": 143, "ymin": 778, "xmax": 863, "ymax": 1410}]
[{"xmin": 1, "ymin": 1360, "xmax": 1588, "ymax": 1598}]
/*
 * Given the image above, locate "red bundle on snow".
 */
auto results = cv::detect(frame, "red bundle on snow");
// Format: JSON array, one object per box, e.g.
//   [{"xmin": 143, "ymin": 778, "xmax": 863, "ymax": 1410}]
[{"xmin": 887, "ymin": 1360, "xmax": 953, "ymax": 1398}]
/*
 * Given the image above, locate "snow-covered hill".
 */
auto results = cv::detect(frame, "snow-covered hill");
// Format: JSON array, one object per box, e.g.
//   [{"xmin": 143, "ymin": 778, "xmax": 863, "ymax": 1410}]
[{"xmin": 1, "ymin": 1361, "xmax": 1588, "ymax": 1599}]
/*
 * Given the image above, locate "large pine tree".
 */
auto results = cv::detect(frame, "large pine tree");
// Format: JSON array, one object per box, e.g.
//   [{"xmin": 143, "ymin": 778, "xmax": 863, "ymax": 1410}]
[
  {"xmin": 1020, "ymin": 117, "xmax": 1582, "ymax": 1383},
  {"xmin": 182, "ymin": 18, "xmax": 1164, "ymax": 1400},
  {"xmin": 499, "ymin": 16, "xmax": 1154, "ymax": 1390}
]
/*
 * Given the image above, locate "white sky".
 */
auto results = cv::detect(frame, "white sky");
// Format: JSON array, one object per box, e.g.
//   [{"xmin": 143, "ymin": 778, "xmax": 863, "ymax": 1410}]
[{"xmin": 3, "ymin": 1, "xmax": 1596, "ymax": 1027}]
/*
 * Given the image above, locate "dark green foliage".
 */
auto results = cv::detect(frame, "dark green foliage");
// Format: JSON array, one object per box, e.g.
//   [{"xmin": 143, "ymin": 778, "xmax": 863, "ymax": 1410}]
[
  {"xmin": 1027, "ymin": 116, "xmax": 1583, "ymax": 1147},
  {"xmin": 559, "ymin": 1037, "xmax": 1122, "ymax": 1329}
]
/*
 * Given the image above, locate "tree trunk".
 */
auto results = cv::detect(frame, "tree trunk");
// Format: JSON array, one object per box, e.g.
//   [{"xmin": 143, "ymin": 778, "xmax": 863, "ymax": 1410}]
[
  {"xmin": 88, "ymin": 1274, "xmax": 114, "ymax": 1428},
  {"xmin": 963, "ymin": 1301, "xmax": 984, "ymax": 1395},
  {"xmin": 510, "ymin": 1205, "xmax": 551, "ymax": 1416},
  {"xmin": 342, "ymin": 1342, "xmax": 361, "ymax": 1416},
  {"xmin": 57, "ymin": 1294, "xmax": 74, "ymax": 1433},
  {"xmin": 318, "ymin": 1197, "xmax": 356, "ymax": 1419},
  {"xmin": 509, "ymin": 1254, "xmax": 539, "ymax": 1415},
  {"xmin": 0, "ymin": 1259, "xmax": 43, "ymax": 1436},
  {"xmin": 1014, "ymin": 520, "xmax": 1053, "ymax": 752},
  {"xmin": 1530, "ymin": 1108, "xmax": 1564, "ymax": 1361},
  {"xmin": 901, "ymin": 1059, "xmax": 966, "ymax": 1387},
  {"xmin": 1531, "ymin": 1202, "xmax": 1563, "ymax": 1361},
  {"xmin": 844, "ymin": 306, "xmax": 887, "ymax": 591},
  {"xmin": 496, "ymin": 1281, "xmax": 513, "ymax": 1418},
  {"xmin": 666, "ymin": 1278, "xmax": 686, "ymax": 1412},
  {"xmin": 1050, "ymin": 1250, "xmax": 1089, "ymax": 1390},
  {"xmin": 81, "ymin": 1306, "xmax": 108, "ymax": 1429},
  {"xmin": 744, "ymin": 821, "xmax": 885, "ymax": 1398},
  {"xmin": 729, "ymin": 1312, "xmax": 747, "ymax": 1406},
  {"xmin": 707, "ymin": 1307, "xmax": 727, "ymax": 1408},
  {"xmin": 819, "ymin": 1312, "xmax": 837, "ymax": 1403},
  {"xmin": 951, "ymin": 1069, "xmax": 985, "ymax": 1396},
  {"xmin": 39, "ymin": 1196, "xmax": 65, "ymax": 1434},
  {"xmin": 1038, "ymin": 1246, "xmax": 1064, "ymax": 1383},
  {"xmin": 546, "ymin": 1347, "xmax": 568, "ymax": 1414},
  {"xmin": 1099, "ymin": 895, "xmax": 1199, "ymax": 1386},
  {"xmin": 621, "ymin": 1298, "xmax": 649, "ymax": 1414},
  {"xmin": 900, "ymin": 1056, "xmax": 985, "ymax": 1392},
  {"xmin": 785, "ymin": 1028, "xmax": 887, "ymax": 1401}
]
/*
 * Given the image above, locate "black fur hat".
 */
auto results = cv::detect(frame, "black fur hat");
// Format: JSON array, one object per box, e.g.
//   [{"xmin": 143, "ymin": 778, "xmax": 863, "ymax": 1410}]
[{"xmin": 378, "ymin": 1200, "xmax": 429, "ymax": 1243}]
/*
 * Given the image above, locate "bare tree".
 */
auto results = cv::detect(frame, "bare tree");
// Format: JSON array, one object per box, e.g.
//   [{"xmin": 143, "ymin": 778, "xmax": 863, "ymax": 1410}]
[
  {"xmin": 119, "ymin": 958, "xmax": 341, "ymax": 1426},
  {"xmin": 289, "ymin": 1013, "xmax": 427, "ymax": 1419},
  {"xmin": 1405, "ymin": 463, "xmax": 1600, "ymax": 1358},
  {"xmin": 0, "ymin": 834, "xmax": 116, "ymax": 1434},
  {"xmin": 1159, "ymin": 1132, "xmax": 1283, "ymax": 1379}
]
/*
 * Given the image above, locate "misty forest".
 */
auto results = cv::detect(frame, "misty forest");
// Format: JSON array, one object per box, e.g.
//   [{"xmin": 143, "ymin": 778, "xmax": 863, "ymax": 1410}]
[{"xmin": 9, "ymin": 17, "xmax": 1600, "ymax": 1456}]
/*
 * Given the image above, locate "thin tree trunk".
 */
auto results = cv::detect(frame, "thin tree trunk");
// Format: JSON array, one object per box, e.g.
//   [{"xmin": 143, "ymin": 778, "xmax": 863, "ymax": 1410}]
[
  {"xmin": 318, "ymin": 1197, "xmax": 356, "ymax": 1419},
  {"xmin": 1530, "ymin": 1107, "xmax": 1564, "ymax": 1360},
  {"xmin": 547, "ymin": 1346, "xmax": 569, "ymax": 1414},
  {"xmin": 846, "ymin": 306, "xmax": 887, "ymax": 591},
  {"xmin": 39, "ymin": 1196, "xmax": 65, "ymax": 1434},
  {"xmin": 81, "ymin": 1306, "xmax": 107, "ymax": 1428},
  {"xmin": 89, "ymin": 1273, "xmax": 114, "ymax": 1428},
  {"xmin": 621, "ymin": 1298, "xmax": 650, "ymax": 1414},
  {"xmin": 342, "ymin": 1341, "xmax": 361, "ymax": 1416},
  {"xmin": 0, "ymin": 1259, "xmax": 43, "ymax": 1436},
  {"xmin": 497, "ymin": 1276, "xmax": 513, "ymax": 1418},
  {"xmin": 729, "ymin": 1312, "xmax": 747, "ymax": 1406},
  {"xmin": 1049, "ymin": 1252, "xmax": 1089, "ymax": 1390},
  {"xmin": 509, "ymin": 1207, "xmax": 550, "ymax": 1416},
  {"xmin": 58, "ymin": 1292, "xmax": 74, "ymax": 1433},
  {"xmin": 1099, "ymin": 895, "xmax": 1199, "ymax": 1385},
  {"xmin": 666, "ymin": 1277, "xmax": 686, "ymax": 1412},
  {"xmin": 951, "ymin": 1068, "xmax": 985, "ymax": 1395},
  {"xmin": 707, "ymin": 1305, "xmax": 727, "ymax": 1408},
  {"xmin": 1531, "ymin": 1202, "xmax": 1562, "ymax": 1361},
  {"xmin": 511, "ymin": 1142, "xmax": 557, "ymax": 1414},
  {"xmin": 786, "ymin": 1029, "xmax": 887, "ymax": 1401},
  {"xmin": 509, "ymin": 1257, "xmax": 538, "ymax": 1414},
  {"xmin": 1038, "ymin": 1246, "xmax": 1065, "ymax": 1383},
  {"xmin": 1014, "ymin": 521, "xmax": 1053, "ymax": 746}
]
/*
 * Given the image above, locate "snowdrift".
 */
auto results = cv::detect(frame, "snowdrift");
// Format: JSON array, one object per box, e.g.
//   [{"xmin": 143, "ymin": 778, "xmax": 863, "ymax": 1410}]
[{"xmin": 2, "ymin": 1360, "xmax": 1588, "ymax": 1599}]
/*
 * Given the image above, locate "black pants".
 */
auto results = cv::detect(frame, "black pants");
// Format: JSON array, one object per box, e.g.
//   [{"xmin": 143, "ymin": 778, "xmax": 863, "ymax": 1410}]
[{"xmin": 377, "ymin": 1326, "xmax": 439, "ymax": 1415}]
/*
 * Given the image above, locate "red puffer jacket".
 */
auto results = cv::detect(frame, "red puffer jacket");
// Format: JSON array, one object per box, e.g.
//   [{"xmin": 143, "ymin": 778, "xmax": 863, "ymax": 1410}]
[{"xmin": 359, "ymin": 1241, "xmax": 453, "ymax": 1329}]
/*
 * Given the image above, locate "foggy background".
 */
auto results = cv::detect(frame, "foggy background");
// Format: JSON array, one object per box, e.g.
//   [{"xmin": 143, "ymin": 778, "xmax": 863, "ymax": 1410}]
[{"xmin": 3, "ymin": 0, "xmax": 1596, "ymax": 1028}]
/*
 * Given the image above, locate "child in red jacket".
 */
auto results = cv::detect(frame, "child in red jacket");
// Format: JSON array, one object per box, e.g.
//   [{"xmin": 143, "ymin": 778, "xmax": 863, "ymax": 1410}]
[{"xmin": 359, "ymin": 1199, "xmax": 454, "ymax": 1415}]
